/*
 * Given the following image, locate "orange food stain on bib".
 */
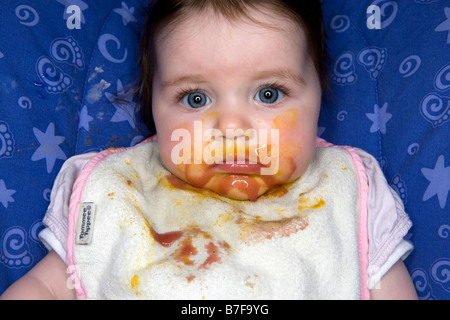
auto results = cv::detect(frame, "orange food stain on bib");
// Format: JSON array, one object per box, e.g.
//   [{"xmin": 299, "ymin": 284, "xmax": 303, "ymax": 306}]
[{"xmin": 150, "ymin": 227, "xmax": 183, "ymax": 248}]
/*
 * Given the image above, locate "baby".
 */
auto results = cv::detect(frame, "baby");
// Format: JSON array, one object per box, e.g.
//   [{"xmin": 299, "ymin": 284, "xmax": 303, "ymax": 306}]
[{"xmin": 1, "ymin": 0, "xmax": 417, "ymax": 299}]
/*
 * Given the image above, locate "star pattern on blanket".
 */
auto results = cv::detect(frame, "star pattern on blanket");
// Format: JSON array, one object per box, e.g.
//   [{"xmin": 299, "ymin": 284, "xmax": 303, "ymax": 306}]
[
  {"xmin": 105, "ymin": 79, "xmax": 136, "ymax": 129},
  {"xmin": 79, "ymin": 105, "xmax": 94, "ymax": 131},
  {"xmin": 31, "ymin": 122, "xmax": 67, "ymax": 174},
  {"xmin": 0, "ymin": 180, "xmax": 16, "ymax": 209},
  {"xmin": 435, "ymin": 7, "xmax": 450, "ymax": 44},
  {"xmin": 113, "ymin": 1, "xmax": 137, "ymax": 26},
  {"xmin": 422, "ymin": 155, "xmax": 450, "ymax": 209},
  {"xmin": 366, "ymin": 102, "xmax": 392, "ymax": 134}
]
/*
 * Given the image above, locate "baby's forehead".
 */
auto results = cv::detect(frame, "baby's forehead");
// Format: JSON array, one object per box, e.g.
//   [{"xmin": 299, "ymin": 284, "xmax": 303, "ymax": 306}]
[
  {"xmin": 157, "ymin": 6, "xmax": 306, "ymax": 48},
  {"xmin": 156, "ymin": 19, "xmax": 310, "ymax": 82},
  {"xmin": 151, "ymin": 5, "xmax": 319, "ymax": 91}
]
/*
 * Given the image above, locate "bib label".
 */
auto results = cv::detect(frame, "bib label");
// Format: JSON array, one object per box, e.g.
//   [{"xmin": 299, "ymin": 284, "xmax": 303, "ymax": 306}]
[{"xmin": 76, "ymin": 202, "xmax": 96, "ymax": 245}]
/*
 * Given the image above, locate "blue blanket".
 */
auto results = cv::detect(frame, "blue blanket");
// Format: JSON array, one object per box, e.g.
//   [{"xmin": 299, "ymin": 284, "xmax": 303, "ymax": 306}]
[{"xmin": 0, "ymin": 0, "xmax": 448, "ymax": 299}]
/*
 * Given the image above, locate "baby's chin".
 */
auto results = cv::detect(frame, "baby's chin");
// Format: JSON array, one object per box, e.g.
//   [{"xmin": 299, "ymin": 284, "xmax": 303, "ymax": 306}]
[
  {"xmin": 167, "ymin": 159, "xmax": 305, "ymax": 201},
  {"xmin": 202, "ymin": 175, "xmax": 272, "ymax": 202},
  {"xmin": 213, "ymin": 184, "xmax": 270, "ymax": 202}
]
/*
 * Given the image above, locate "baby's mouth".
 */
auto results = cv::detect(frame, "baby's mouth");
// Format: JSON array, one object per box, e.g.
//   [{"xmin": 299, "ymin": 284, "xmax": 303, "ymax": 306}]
[
  {"xmin": 213, "ymin": 162, "xmax": 263, "ymax": 175},
  {"xmin": 190, "ymin": 133, "xmax": 278, "ymax": 176},
  {"xmin": 206, "ymin": 145, "xmax": 268, "ymax": 175}
]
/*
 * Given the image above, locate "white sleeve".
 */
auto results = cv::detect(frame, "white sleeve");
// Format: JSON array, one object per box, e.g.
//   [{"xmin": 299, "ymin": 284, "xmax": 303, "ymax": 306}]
[
  {"xmin": 39, "ymin": 153, "xmax": 97, "ymax": 262},
  {"xmin": 356, "ymin": 149, "xmax": 414, "ymax": 289}
]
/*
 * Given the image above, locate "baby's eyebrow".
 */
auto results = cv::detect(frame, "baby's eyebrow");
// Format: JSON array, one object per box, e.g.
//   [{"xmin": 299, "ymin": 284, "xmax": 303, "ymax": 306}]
[
  {"xmin": 161, "ymin": 69, "xmax": 306, "ymax": 88},
  {"xmin": 253, "ymin": 69, "xmax": 306, "ymax": 86},
  {"xmin": 162, "ymin": 74, "xmax": 207, "ymax": 88}
]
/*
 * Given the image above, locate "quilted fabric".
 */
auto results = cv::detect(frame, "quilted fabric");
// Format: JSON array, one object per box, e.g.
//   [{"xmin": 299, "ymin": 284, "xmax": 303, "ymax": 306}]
[
  {"xmin": 0, "ymin": 0, "xmax": 448, "ymax": 299},
  {"xmin": 319, "ymin": 0, "xmax": 449, "ymax": 300},
  {"xmin": 0, "ymin": 0, "xmax": 151, "ymax": 292}
]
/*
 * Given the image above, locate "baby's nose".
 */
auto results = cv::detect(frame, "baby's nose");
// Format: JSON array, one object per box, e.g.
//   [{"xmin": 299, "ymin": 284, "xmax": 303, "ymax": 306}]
[{"xmin": 215, "ymin": 102, "xmax": 252, "ymax": 135}]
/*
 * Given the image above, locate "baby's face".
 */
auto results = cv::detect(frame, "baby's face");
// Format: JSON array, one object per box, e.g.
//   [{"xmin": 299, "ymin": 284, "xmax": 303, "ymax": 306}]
[{"xmin": 151, "ymin": 9, "xmax": 322, "ymax": 201}]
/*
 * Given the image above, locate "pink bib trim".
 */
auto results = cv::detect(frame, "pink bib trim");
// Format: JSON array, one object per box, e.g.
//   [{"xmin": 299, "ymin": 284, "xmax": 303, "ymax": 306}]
[
  {"xmin": 316, "ymin": 138, "xmax": 370, "ymax": 300},
  {"xmin": 66, "ymin": 147, "xmax": 128, "ymax": 299}
]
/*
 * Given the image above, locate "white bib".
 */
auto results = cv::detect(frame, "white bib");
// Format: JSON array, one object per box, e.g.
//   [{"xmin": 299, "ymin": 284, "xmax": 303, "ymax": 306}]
[{"xmin": 67, "ymin": 141, "xmax": 364, "ymax": 299}]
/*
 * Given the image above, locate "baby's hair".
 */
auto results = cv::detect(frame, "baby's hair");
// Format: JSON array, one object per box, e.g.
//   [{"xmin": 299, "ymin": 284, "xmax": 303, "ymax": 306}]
[{"xmin": 137, "ymin": 0, "xmax": 328, "ymax": 133}]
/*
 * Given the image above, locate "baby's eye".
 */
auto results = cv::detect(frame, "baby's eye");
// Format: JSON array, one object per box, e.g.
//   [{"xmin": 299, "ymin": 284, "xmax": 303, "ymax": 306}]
[
  {"xmin": 181, "ymin": 92, "xmax": 211, "ymax": 109},
  {"xmin": 255, "ymin": 87, "xmax": 284, "ymax": 104}
]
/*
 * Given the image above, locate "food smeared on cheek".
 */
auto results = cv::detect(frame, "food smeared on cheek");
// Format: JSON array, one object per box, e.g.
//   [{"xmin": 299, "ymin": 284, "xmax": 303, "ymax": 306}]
[
  {"xmin": 272, "ymin": 109, "xmax": 298, "ymax": 130},
  {"xmin": 164, "ymin": 174, "xmax": 225, "ymax": 201},
  {"xmin": 260, "ymin": 158, "xmax": 296, "ymax": 186},
  {"xmin": 165, "ymin": 173, "xmax": 188, "ymax": 189},
  {"xmin": 165, "ymin": 108, "xmax": 308, "ymax": 201},
  {"xmin": 184, "ymin": 163, "xmax": 215, "ymax": 188},
  {"xmin": 201, "ymin": 111, "xmax": 219, "ymax": 124},
  {"xmin": 262, "ymin": 109, "xmax": 303, "ymax": 185},
  {"xmin": 272, "ymin": 109, "xmax": 302, "ymax": 158}
]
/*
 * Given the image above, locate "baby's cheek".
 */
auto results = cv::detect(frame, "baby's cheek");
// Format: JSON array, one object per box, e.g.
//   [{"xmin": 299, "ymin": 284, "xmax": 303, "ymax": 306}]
[
  {"xmin": 159, "ymin": 143, "xmax": 177, "ymax": 171},
  {"xmin": 261, "ymin": 157, "xmax": 297, "ymax": 186},
  {"xmin": 269, "ymin": 109, "xmax": 304, "ymax": 180},
  {"xmin": 272, "ymin": 109, "xmax": 302, "ymax": 149},
  {"xmin": 272, "ymin": 108, "xmax": 298, "ymax": 128}
]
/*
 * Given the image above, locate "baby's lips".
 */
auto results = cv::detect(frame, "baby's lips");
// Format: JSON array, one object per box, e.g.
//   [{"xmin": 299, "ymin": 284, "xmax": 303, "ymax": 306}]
[
  {"xmin": 203, "ymin": 140, "xmax": 273, "ymax": 164},
  {"xmin": 214, "ymin": 162, "xmax": 263, "ymax": 174}
]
